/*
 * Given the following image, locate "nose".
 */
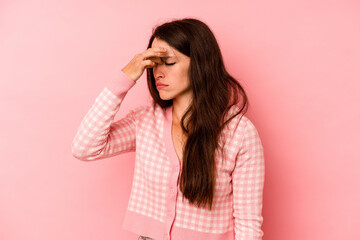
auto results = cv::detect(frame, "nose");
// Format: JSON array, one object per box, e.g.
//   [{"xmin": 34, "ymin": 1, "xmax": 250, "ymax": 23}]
[{"xmin": 153, "ymin": 64, "xmax": 165, "ymax": 81}]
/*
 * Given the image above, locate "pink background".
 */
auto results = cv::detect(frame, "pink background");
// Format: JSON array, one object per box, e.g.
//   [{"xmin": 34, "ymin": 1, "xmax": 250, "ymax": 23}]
[{"xmin": 1, "ymin": 0, "xmax": 359, "ymax": 239}]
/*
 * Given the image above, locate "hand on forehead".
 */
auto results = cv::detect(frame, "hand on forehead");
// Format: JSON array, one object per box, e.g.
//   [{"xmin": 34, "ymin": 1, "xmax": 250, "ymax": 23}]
[
  {"xmin": 147, "ymin": 56, "xmax": 176, "ymax": 65},
  {"xmin": 151, "ymin": 38, "xmax": 178, "ymax": 59}
]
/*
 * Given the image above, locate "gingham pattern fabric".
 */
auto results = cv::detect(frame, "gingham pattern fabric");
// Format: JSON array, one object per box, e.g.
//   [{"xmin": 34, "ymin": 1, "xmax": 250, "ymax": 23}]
[{"xmin": 71, "ymin": 71, "xmax": 265, "ymax": 240}]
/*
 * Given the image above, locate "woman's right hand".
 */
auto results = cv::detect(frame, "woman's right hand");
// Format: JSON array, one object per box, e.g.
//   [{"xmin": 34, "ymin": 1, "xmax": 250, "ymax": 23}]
[{"xmin": 121, "ymin": 47, "xmax": 167, "ymax": 82}]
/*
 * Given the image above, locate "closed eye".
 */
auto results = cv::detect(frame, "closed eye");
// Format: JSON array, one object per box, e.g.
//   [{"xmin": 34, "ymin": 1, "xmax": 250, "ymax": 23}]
[{"xmin": 160, "ymin": 57, "xmax": 176, "ymax": 66}]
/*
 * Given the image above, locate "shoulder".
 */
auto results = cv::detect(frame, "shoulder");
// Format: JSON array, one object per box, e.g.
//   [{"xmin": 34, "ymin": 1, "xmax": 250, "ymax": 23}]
[
  {"xmin": 223, "ymin": 105, "xmax": 249, "ymax": 130},
  {"xmin": 222, "ymin": 105, "xmax": 261, "ymax": 143}
]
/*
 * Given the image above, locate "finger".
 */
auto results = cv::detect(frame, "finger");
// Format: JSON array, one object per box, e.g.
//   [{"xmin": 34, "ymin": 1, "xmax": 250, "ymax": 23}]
[
  {"xmin": 143, "ymin": 59, "xmax": 156, "ymax": 68},
  {"xmin": 149, "ymin": 47, "xmax": 167, "ymax": 52},
  {"xmin": 143, "ymin": 48, "xmax": 167, "ymax": 59},
  {"xmin": 147, "ymin": 56, "xmax": 162, "ymax": 64}
]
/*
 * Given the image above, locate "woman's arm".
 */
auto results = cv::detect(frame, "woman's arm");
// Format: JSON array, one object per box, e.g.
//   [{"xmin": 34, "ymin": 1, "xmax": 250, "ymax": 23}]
[
  {"xmin": 232, "ymin": 118, "xmax": 265, "ymax": 240},
  {"xmin": 71, "ymin": 47, "xmax": 167, "ymax": 161},
  {"xmin": 71, "ymin": 71, "xmax": 139, "ymax": 161}
]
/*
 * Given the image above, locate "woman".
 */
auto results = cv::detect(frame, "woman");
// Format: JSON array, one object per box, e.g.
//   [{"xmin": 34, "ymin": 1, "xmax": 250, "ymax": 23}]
[{"xmin": 72, "ymin": 18, "xmax": 265, "ymax": 240}]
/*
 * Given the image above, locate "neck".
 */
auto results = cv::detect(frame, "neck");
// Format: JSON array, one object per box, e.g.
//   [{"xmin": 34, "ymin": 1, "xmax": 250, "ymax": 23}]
[{"xmin": 172, "ymin": 94, "xmax": 192, "ymax": 125}]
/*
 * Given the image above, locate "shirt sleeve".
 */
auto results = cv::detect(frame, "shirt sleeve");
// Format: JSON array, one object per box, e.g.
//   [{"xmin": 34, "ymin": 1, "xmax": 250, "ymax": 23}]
[
  {"xmin": 71, "ymin": 71, "xmax": 141, "ymax": 161},
  {"xmin": 232, "ymin": 118, "xmax": 265, "ymax": 240}
]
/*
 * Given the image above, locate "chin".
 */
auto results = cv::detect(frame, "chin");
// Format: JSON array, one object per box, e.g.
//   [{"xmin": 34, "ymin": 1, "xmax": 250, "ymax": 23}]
[
  {"xmin": 158, "ymin": 93, "xmax": 174, "ymax": 101},
  {"xmin": 159, "ymin": 96, "xmax": 173, "ymax": 101}
]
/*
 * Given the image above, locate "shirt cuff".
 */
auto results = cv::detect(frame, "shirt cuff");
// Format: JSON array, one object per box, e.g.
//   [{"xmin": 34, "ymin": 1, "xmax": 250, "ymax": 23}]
[{"xmin": 105, "ymin": 70, "xmax": 136, "ymax": 99}]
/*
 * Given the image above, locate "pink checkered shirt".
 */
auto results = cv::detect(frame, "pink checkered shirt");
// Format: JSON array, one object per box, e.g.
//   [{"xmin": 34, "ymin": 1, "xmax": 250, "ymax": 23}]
[{"xmin": 71, "ymin": 71, "xmax": 265, "ymax": 240}]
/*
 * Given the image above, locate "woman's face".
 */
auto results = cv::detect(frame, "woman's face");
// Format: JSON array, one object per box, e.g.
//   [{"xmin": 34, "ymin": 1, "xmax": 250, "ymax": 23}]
[{"xmin": 151, "ymin": 38, "xmax": 192, "ymax": 102}]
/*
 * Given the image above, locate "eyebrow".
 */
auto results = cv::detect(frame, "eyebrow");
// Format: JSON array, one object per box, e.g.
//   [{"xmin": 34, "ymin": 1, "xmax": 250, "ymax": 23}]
[{"xmin": 161, "ymin": 56, "xmax": 177, "ymax": 63}]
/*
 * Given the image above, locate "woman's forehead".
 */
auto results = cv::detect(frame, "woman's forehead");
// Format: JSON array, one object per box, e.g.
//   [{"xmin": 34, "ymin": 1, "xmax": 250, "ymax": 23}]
[{"xmin": 151, "ymin": 38, "xmax": 170, "ymax": 48}]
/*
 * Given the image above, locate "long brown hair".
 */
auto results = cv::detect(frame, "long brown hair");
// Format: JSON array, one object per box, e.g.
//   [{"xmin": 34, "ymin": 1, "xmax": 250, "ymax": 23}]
[{"xmin": 146, "ymin": 18, "xmax": 249, "ymax": 210}]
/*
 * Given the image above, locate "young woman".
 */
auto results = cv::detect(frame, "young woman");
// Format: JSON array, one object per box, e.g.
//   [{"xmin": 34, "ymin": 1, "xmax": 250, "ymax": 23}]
[{"xmin": 72, "ymin": 18, "xmax": 265, "ymax": 240}]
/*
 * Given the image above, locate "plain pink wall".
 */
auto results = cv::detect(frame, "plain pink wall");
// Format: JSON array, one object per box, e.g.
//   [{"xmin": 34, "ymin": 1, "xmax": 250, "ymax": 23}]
[{"xmin": 1, "ymin": 0, "xmax": 359, "ymax": 239}]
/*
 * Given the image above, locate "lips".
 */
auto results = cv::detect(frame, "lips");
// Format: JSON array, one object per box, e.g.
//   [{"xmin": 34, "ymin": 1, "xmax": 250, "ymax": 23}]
[
  {"xmin": 155, "ymin": 82, "xmax": 168, "ymax": 90},
  {"xmin": 156, "ymin": 82, "xmax": 168, "ymax": 87}
]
